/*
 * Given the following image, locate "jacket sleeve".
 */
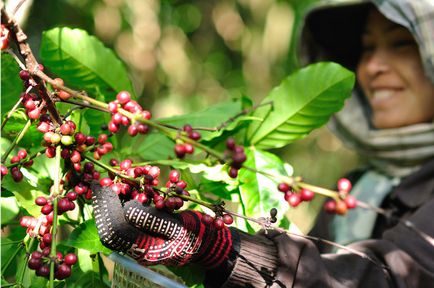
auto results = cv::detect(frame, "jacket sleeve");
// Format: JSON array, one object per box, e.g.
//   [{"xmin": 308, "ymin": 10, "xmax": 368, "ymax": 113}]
[{"xmin": 205, "ymin": 197, "xmax": 434, "ymax": 288}]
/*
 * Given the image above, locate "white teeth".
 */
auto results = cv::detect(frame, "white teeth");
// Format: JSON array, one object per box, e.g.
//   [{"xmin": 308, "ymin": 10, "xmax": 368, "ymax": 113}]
[{"xmin": 372, "ymin": 90, "xmax": 393, "ymax": 100}]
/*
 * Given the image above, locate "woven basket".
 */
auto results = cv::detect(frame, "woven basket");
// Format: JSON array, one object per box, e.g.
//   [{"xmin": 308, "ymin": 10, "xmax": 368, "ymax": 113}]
[{"xmin": 110, "ymin": 253, "xmax": 187, "ymax": 288}]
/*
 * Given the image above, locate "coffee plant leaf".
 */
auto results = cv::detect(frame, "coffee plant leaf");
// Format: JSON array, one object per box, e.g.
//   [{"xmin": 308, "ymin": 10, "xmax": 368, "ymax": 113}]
[
  {"xmin": 40, "ymin": 27, "xmax": 135, "ymax": 100},
  {"xmin": 1, "ymin": 176, "xmax": 47, "ymax": 217},
  {"xmin": 246, "ymin": 62, "xmax": 354, "ymax": 149},
  {"xmin": 1, "ymin": 196, "xmax": 20, "ymax": 224},
  {"xmin": 238, "ymin": 148, "xmax": 291, "ymax": 220},
  {"xmin": 124, "ymin": 132, "xmax": 175, "ymax": 160},
  {"xmin": 1, "ymin": 110, "xmax": 43, "ymax": 149},
  {"xmin": 66, "ymin": 219, "xmax": 112, "ymax": 254},
  {"xmin": 66, "ymin": 249, "xmax": 110, "ymax": 288},
  {"xmin": 1, "ymin": 53, "xmax": 22, "ymax": 117}
]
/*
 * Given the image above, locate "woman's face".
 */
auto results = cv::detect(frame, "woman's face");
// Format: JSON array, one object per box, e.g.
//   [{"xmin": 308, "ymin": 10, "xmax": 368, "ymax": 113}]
[{"xmin": 356, "ymin": 9, "xmax": 434, "ymax": 129}]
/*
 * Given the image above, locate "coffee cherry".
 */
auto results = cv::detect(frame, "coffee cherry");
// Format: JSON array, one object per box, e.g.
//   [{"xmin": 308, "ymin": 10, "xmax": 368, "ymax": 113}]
[
  {"xmin": 300, "ymin": 188, "xmax": 315, "ymax": 201},
  {"xmin": 1, "ymin": 165, "xmax": 8, "ymax": 179},
  {"xmin": 228, "ymin": 167, "xmax": 238, "ymax": 178},
  {"xmin": 58, "ymin": 90, "xmax": 72, "ymax": 100},
  {"xmin": 35, "ymin": 196, "xmax": 48, "ymax": 206},
  {"xmin": 174, "ymin": 144, "xmax": 186, "ymax": 158},
  {"xmin": 169, "ymin": 170, "xmax": 180, "ymax": 183},
  {"xmin": 10, "ymin": 155, "xmax": 20, "ymax": 164},
  {"xmin": 12, "ymin": 169, "xmax": 23, "ymax": 182},
  {"xmin": 226, "ymin": 138, "xmax": 236, "ymax": 150},
  {"xmin": 41, "ymin": 204, "xmax": 53, "ymax": 215},
  {"xmin": 50, "ymin": 133, "xmax": 61, "ymax": 145},
  {"xmin": 28, "ymin": 257, "xmax": 43, "ymax": 270},
  {"xmin": 18, "ymin": 149, "xmax": 28, "ymax": 159},
  {"xmin": 184, "ymin": 143, "xmax": 194, "ymax": 154},
  {"xmin": 287, "ymin": 193, "xmax": 301, "ymax": 207},
  {"xmin": 154, "ymin": 199, "xmax": 165, "ymax": 210},
  {"xmin": 344, "ymin": 195, "xmax": 357, "ymax": 209},
  {"xmin": 85, "ymin": 136, "xmax": 96, "ymax": 146},
  {"xmin": 45, "ymin": 146, "xmax": 56, "ymax": 158},
  {"xmin": 335, "ymin": 201, "xmax": 348, "ymax": 215},
  {"xmin": 42, "ymin": 233, "xmax": 52, "ymax": 245},
  {"xmin": 337, "ymin": 178, "xmax": 352, "ymax": 193},
  {"xmin": 189, "ymin": 131, "xmax": 201, "ymax": 141},
  {"xmin": 127, "ymin": 125, "xmax": 138, "ymax": 136},
  {"xmin": 277, "ymin": 183, "xmax": 290, "ymax": 193},
  {"xmin": 141, "ymin": 110, "xmax": 152, "ymax": 120},
  {"xmin": 222, "ymin": 214, "xmax": 234, "ymax": 225},
  {"xmin": 137, "ymin": 124, "xmax": 149, "ymax": 134},
  {"xmin": 214, "ymin": 217, "xmax": 225, "ymax": 230},
  {"xmin": 201, "ymin": 214, "xmax": 214, "ymax": 225},
  {"xmin": 52, "ymin": 78, "xmax": 64, "ymax": 89},
  {"xmin": 64, "ymin": 253, "xmax": 78, "ymax": 266},
  {"xmin": 55, "ymin": 264, "xmax": 72, "ymax": 280},
  {"xmin": 116, "ymin": 91, "xmax": 131, "ymax": 104},
  {"xmin": 27, "ymin": 108, "xmax": 41, "ymax": 120},
  {"xmin": 70, "ymin": 150, "xmax": 81, "ymax": 163},
  {"xmin": 36, "ymin": 265, "xmax": 50, "ymax": 277},
  {"xmin": 120, "ymin": 159, "xmax": 132, "ymax": 171},
  {"xmin": 61, "ymin": 135, "xmax": 74, "ymax": 146},
  {"xmin": 66, "ymin": 192, "xmax": 78, "ymax": 201},
  {"xmin": 324, "ymin": 200, "xmax": 336, "ymax": 213},
  {"xmin": 176, "ymin": 180, "xmax": 187, "ymax": 189},
  {"xmin": 108, "ymin": 101, "xmax": 118, "ymax": 113},
  {"xmin": 25, "ymin": 99, "xmax": 36, "ymax": 110},
  {"xmin": 37, "ymin": 121, "xmax": 51, "ymax": 133},
  {"xmin": 19, "ymin": 70, "xmax": 30, "ymax": 81},
  {"xmin": 74, "ymin": 132, "xmax": 86, "ymax": 145}
]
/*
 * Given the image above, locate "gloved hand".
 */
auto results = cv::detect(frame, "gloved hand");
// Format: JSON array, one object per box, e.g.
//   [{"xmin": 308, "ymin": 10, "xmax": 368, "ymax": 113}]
[{"xmin": 91, "ymin": 183, "xmax": 233, "ymax": 268}]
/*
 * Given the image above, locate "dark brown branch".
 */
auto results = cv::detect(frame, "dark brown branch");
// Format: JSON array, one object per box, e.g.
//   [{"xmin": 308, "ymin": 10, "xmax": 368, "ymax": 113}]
[{"xmin": 1, "ymin": 7, "xmax": 62, "ymax": 126}]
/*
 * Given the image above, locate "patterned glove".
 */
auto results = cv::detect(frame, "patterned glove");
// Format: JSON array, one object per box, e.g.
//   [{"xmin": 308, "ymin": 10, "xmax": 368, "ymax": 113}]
[{"xmin": 92, "ymin": 184, "xmax": 233, "ymax": 268}]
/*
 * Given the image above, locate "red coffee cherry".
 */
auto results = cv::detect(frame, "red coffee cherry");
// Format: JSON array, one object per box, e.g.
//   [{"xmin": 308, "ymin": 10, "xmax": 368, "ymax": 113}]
[{"xmin": 64, "ymin": 253, "xmax": 78, "ymax": 266}]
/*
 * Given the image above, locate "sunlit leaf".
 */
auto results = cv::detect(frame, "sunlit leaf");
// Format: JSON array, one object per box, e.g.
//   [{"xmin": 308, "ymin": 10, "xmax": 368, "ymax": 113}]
[
  {"xmin": 1, "ymin": 197, "xmax": 20, "ymax": 224},
  {"xmin": 1, "ymin": 53, "xmax": 22, "ymax": 118},
  {"xmin": 238, "ymin": 148, "xmax": 291, "ymax": 221},
  {"xmin": 246, "ymin": 62, "xmax": 354, "ymax": 149},
  {"xmin": 1, "ymin": 110, "xmax": 43, "ymax": 149},
  {"xmin": 65, "ymin": 219, "xmax": 112, "ymax": 254},
  {"xmin": 40, "ymin": 27, "xmax": 135, "ymax": 100}
]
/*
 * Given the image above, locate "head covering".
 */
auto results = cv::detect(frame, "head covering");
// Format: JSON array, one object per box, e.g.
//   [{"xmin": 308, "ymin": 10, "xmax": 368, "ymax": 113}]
[{"xmin": 300, "ymin": 0, "xmax": 434, "ymax": 178}]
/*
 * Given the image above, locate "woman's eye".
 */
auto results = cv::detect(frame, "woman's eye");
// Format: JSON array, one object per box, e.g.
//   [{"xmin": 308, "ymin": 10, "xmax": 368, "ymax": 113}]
[{"xmin": 392, "ymin": 40, "xmax": 416, "ymax": 48}]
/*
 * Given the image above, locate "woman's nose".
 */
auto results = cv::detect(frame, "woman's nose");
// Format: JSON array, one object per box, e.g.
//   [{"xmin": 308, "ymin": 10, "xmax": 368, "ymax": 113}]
[{"xmin": 363, "ymin": 49, "xmax": 390, "ymax": 76}]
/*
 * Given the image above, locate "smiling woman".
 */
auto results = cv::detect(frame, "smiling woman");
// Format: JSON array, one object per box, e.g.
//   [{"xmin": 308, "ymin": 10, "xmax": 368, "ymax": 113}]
[{"xmin": 357, "ymin": 9, "xmax": 434, "ymax": 129}]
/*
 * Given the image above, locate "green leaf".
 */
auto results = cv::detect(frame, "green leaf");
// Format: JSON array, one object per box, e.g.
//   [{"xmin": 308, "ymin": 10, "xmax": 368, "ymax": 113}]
[
  {"xmin": 40, "ymin": 27, "xmax": 135, "ymax": 100},
  {"xmin": 124, "ymin": 132, "xmax": 175, "ymax": 160},
  {"xmin": 1, "ymin": 110, "xmax": 43, "ymax": 148},
  {"xmin": 158, "ymin": 100, "xmax": 245, "ymax": 141},
  {"xmin": 65, "ymin": 219, "xmax": 112, "ymax": 254},
  {"xmin": 1, "ymin": 53, "xmax": 22, "ymax": 116},
  {"xmin": 238, "ymin": 148, "xmax": 291, "ymax": 221},
  {"xmin": 1, "ymin": 175, "xmax": 47, "ymax": 217},
  {"xmin": 246, "ymin": 62, "xmax": 355, "ymax": 149},
  {"xmin": 1, "ymin": 197, "xmax": 20, "ymax": 224}
]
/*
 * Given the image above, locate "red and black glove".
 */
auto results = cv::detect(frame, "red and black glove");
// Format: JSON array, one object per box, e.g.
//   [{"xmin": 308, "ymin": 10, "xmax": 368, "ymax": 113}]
[{"xmin": 92, "ymin": 183, "xmax": 233, "ymax": 268}]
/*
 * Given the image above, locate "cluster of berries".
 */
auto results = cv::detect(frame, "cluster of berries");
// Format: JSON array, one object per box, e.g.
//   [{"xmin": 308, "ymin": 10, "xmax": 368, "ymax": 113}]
[
  {"xmin": 5, "ymin": 149, "xmax": 33, "ymax": 182},
  {"xmin": 107, "ymin": 91, "xmax": 151, "ymax": 136},
  {"xmin": 174, "ymin": 124, "xmax": 201, "ymax": 158},
  {"xmin": 277, "ymin": 183, "xmax": 315, "ymax": 207},
  {"xmin": 27, "ymin": 249, "xmax": 77, "ymax": 280},
  {"xmin": 201, "ymin": 212, "xmax": 234, "ymax": 230},
  {"xmin": 324, "ymin": 178, "xmax": 357, "ymax": 215},
  {"xmin": 225, "ymin": 138, "xmax": 246, "ymax": 178},
  {"xmin": 21, "ymin": 91, "xmax": 45, "ymax": 120}
]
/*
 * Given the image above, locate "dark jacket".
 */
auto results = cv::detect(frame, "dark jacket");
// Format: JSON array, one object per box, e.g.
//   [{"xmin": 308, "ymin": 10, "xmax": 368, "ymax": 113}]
[{"xmin": 206, "ymin": 158, "xmax": 434, "ymax": 287}]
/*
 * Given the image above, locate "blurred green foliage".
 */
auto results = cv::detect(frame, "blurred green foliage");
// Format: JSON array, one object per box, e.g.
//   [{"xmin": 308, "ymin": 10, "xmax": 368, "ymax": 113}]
[{"xmin": 7, "ymin": 0, "xmax": 359, "ymax": 189}]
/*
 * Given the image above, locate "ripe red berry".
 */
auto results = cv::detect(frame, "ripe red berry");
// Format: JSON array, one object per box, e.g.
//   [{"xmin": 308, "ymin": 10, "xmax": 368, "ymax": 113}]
[
  {"xmin": 228, "ymin": 167, "xmax": 238, "ymax": 178},
  {"xmin": 70, "ymin": 150, "xmax": 81, "ymax": 163},
  {"xmin": 287, "ymin": 193, "xmax": 301, "ymax": 207},
  {"xmin": 64, "ymin": 253, "xmax": 78, "ymax": 266},
  {"xmin": 12, "ymin": 169, "xmax": 23, "ymax": 182},
  {"xmin": 41, "ymin": 204, "xmax": 53, "ymax": 215},
  {"xmin": 116, "ymin": 91, "xmax": 131, "ymax": 104},
  {"xmin": 67, "ymin": 191, "xmax": 78, "ymax": 201},
  {"xmin": 154, "ymin": 199, "xmax": 165, "ymax": 210},
  {"xmin": 300, "ymin": 188, "xmax": 315, "ymax": 201},
  {"xmin": 74, "ymin": 132, "xmax": 86, "ymax": 145},
  {"xmin": 127, "ymin": 125, "xmax": 138, "ymax": 136},
  {"xmin": 45, "ymin": 146, "xmax": 56, "ymax": 158},
  {"xmin": 19, "ymin": 70, "xmax": 30, "ymax": 81},
  {"xmin": 37, "ymin": 121, "xmax": 51, "ymax": 133},
  {"xmin": 337, "ymin": 178, "xmax": 352, "ymax": 193},
  {"xmin": 277, "ymin": 183, "xmax": 290, "ymax": 193},
  {"xmin": 10, "ymin": 155, "xmax": 21, "ymax": 164},
  {"xmin": 120, "ymin": 159, "xmax": 132, "ymax": 171},
  {"xmin": 42, "ymin": 233, "xmax": 52, "ymax": 245},
  {"xmin": 60, "ymin": 123, "xmax": 72, "ymax": 135},
  {"xmin": 213, "ymin": 217, "xmax": 225, "ymax": 230},
  {"xmin": 141, "ymin": 110, "xmax": 152, "ymax": 120},
  {"xmin": 222, "ymin": 214, "xmax": 234, "ymax": 225},
  {"xmin": 324, "ymin": 200, "xmax": 336, "ymax": 213},
  {"xmin": 98, "ymin": 134, "xmax": 108, "ymax": 144},
  {"xmin": 24, "ymin": 99, "xmax": 36, "ymax": 110},
  {"xmin": 36, "ymin": 265, "xmax": 50, "ymax": 277},
  {"xmin": 28, "ymin": 257, "xmax": 43, "ymax": 270},
  {"xmin": 35, "ymin": 196, "xmax": 48, "ymax": 206},
  {"xmin": 169, "ymin": 170, "xmax": 180, "ymax": 183},
  {"xmin": 184, "ymin": 143, "xmax": 194, "ymax": 154},
  {"xmin": 55, "ymin": 264, "xmax": 72, "ymax": 280},
  {"xmin": 17, "ymin": 149, "xmax": 28, "ymax": 159},
  {"xmin": 201, "ymin": 214, "xmax": 214, "ymax": 225},
  {"xmin": 1, "ymin": 165, "xmax": 8, "ymax": 179},
  {"xmin": 27, "ymin": 108, "xmax": 41, "ymax": 120},
  {"xmin": 226, "ymin": 138, "xmax": 236, "ymax": 150},
  {"xmin": 344, "ymin": 195, "xmax": 357, "ymax": 209},
  {"xmin": 108, "ymin": 101, "xmax": 118, "ymax": 113},
  {"xmin": 174, "ymin": 144, "xmax": 186, "ymax": 158}
]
